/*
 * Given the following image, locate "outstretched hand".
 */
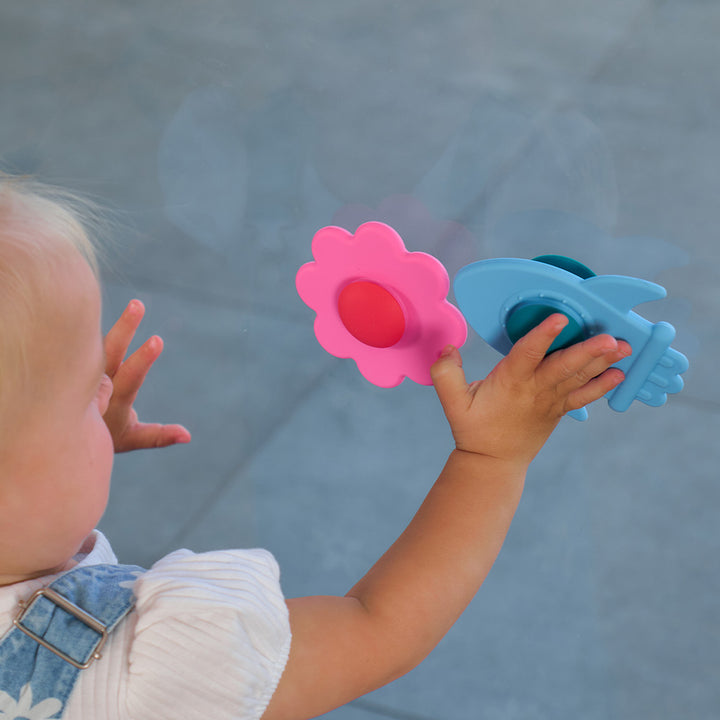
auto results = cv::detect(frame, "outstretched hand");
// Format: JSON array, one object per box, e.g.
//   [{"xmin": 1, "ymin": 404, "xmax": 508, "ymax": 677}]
[
  {"xmin": 431, "ymin": 314, "xmax": 631, "ymax": 469},
  {"xmin": 103, "ymin": 299, "xmax": 191, "ymax": 453}
]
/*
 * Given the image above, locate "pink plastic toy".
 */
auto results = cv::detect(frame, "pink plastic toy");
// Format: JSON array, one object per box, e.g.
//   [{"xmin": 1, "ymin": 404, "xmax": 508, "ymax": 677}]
[{"xmin": 296, "ymin": 222, "xmax": 467, "ymax": 387}]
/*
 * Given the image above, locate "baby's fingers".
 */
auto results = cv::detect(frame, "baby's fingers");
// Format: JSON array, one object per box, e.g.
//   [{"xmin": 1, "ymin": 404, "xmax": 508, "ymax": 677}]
[
  {"xmin": 538, "ymin": 334, "xmax": 626, "ymax": 390},
  {"xmin": 115, "ymin": 422, "xmax": 192, "ymax": 453},
  {"xmin": 566, "ymin": 366, "xmax": 626, "ymax": 412},
  {"xmin": 431, "ymin": 346, "xmax": 470, "ymax": 420},
  {"xmin": 105, "ymin": 300, "xmax": 145, "ymax": 377},
  {"xmin": 504, "ymin": 314, "xmax": 571, "ymax": 380},
  {"xmin": 110, "ymin": 334, "xmax": 164, "ymax": 408}
]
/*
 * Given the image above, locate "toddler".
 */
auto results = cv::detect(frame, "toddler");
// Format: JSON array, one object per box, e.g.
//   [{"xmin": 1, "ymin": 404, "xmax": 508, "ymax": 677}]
[{"xmin": 0, "ymin": 176, "xmax": 630, "ymax": 720}]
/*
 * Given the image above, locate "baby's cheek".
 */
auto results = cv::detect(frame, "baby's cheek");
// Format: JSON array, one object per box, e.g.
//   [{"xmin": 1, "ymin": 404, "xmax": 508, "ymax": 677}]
[
  {"xmin": 89, "ymin": 424, "xmax": 114, "ymax": 520},
  {"xmin": 87, "ymin": 412, "xmax": 115, "ymax": 485}
]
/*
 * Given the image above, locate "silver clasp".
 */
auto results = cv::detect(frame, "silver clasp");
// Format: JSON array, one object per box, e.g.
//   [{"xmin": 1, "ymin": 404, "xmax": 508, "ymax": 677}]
[{"xmin": 13, "ymin": 587, "xmax": 109, "ymax": 670}]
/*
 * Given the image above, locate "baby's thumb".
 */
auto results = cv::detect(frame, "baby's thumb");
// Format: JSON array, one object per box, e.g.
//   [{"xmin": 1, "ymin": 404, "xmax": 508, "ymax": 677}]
[{"xmin": 431, "ymin": 345, "xmax": 469, "ymax": 412}]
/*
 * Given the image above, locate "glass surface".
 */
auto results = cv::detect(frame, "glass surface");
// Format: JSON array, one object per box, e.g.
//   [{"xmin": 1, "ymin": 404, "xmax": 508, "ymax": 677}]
[{"xmin": 1, "ymin": 3, "xmax": 717, "ymax": 719}]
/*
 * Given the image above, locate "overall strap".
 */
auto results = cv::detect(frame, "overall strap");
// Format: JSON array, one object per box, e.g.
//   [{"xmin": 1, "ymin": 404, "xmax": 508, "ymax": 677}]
[{"xmin": 0, "ymin": 563, "xmax": 144, "ymax": 718}]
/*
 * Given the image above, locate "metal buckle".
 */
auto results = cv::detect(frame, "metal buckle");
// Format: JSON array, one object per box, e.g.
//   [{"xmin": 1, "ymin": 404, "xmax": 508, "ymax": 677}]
[{"xmin": 13, "ymin": 587, "xmax": 109, "ymax": 670}]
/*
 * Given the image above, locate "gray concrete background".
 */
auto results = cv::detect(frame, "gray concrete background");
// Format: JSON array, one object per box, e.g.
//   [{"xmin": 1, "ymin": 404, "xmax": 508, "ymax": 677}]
[{"xmin": 2, "ymin": 2, "xmax": 718, "ymax": 718}]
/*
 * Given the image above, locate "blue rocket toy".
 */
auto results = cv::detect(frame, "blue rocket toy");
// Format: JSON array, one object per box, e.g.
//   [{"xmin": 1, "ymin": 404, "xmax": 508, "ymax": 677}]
[{"xmin": 454, "ymin": 255, "xmax": 689, "ymax": 421}]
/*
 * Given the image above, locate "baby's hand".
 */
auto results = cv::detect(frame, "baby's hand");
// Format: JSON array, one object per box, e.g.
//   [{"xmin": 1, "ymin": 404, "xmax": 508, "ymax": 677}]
[
  {"xmin": 103, "ymin": 300, "xmax": 191, "ymax": 453},
  {"xmin": 431, "ymin": 314, "xmax": 631, "ymax": 469}
]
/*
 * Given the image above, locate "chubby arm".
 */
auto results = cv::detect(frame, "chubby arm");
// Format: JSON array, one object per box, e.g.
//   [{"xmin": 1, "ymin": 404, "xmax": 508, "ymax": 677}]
[
  {"xmin": 263, "ymin": 316, "xmax": 630, "ymax": 720},
  {"xmin": 103, "ymin": 299, "xmax": 191, "ymax": 452}
]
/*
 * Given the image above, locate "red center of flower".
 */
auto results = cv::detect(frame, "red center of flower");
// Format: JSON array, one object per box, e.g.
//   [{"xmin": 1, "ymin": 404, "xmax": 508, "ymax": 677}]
[{"xmin": 337, "ymin": 281, "xmax": 406, "ymax": 348}]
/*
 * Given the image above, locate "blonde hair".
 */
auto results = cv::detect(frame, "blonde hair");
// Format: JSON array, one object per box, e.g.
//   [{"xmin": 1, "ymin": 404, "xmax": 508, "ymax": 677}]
[{"xmin": 0, "ymin": 175, "xmax": 103, "ymax": 407}]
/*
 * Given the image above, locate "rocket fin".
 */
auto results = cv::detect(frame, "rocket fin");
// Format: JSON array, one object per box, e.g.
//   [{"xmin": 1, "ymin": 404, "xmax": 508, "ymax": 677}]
[{"xmin": 582, "ymin": 275, "xmax": 666, "ymax": 312}]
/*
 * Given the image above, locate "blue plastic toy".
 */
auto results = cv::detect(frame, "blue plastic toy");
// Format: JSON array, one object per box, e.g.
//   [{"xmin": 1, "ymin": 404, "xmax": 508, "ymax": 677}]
[{"xmin": 454, "ymin": 255, "xmax": 689, "ymax": 421}]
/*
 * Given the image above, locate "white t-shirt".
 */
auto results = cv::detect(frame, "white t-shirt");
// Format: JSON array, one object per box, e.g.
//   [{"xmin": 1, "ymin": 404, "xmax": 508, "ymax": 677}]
[{"xmin": 0, "ymin": 531, "xmax": 291, "ymax": 720}]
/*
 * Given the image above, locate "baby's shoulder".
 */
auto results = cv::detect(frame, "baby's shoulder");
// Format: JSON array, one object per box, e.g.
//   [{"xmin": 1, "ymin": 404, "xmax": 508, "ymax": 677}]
[{"xmin": 122, "ymin": 547, "xmax": 291, "ymax": 719}]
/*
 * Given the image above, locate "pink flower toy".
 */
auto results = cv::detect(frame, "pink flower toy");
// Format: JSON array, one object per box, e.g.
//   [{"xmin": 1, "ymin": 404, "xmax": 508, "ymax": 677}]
[{"xmin": 296, "ymin": 222, "xmax": 467, "ymax": 387}]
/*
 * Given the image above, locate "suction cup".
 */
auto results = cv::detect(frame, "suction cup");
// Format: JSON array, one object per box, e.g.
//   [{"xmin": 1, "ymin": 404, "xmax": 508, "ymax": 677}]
[{"xmin": 505, "ymin": 255, "xmax": 596, "ymax": 353}]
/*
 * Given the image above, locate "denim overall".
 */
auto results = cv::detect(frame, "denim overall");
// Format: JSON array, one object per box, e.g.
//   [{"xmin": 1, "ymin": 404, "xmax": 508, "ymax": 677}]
[{"xmin": 0, "ymin": 563, "xmax": 144, "ymax": 719}]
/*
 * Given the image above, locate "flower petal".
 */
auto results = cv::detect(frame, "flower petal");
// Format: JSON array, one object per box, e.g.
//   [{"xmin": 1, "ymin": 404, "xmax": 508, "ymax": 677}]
[
  {"xmin": 16, "ymin": 685, "xmax": 34, "ymax": 714},
  {"xmin": 0, "ymin": 689, "xmax": 18, "ymax": 713},
  {"xmin": 28, "ymin": 697, "xmax": 62, "ymax": 720}
]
